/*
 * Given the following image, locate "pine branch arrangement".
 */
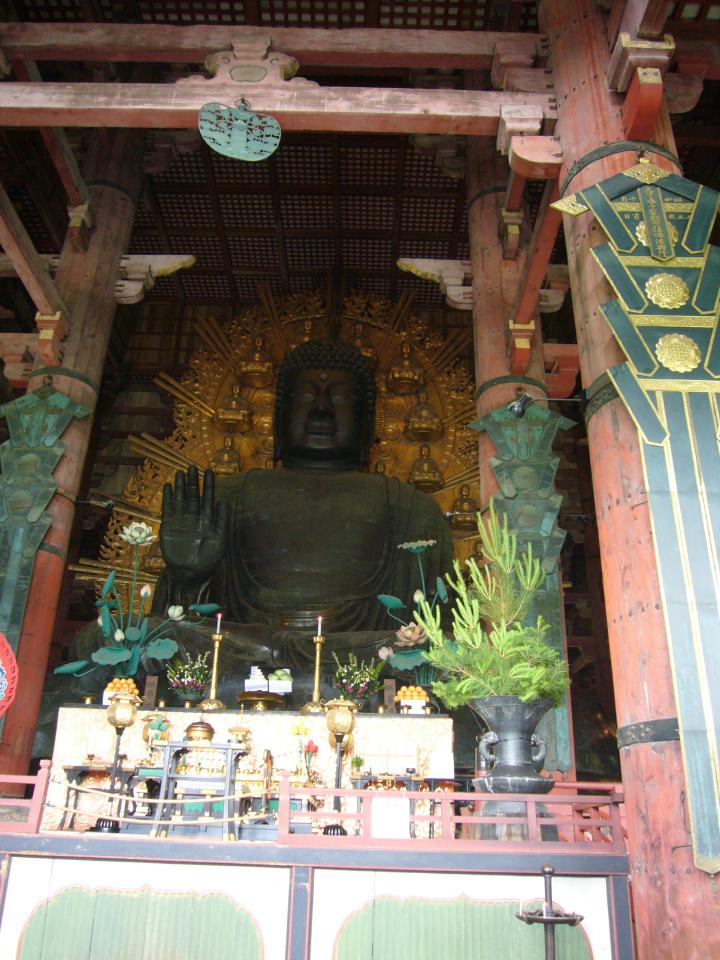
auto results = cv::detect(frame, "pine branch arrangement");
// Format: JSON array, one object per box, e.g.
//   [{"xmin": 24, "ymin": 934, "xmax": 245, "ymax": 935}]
[{"xmin": 415, "ymin": 503, "xmax": 570, "ymax": 709}]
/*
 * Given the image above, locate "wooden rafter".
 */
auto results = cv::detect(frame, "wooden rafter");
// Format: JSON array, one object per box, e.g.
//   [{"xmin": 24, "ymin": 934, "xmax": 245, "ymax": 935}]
[
  {"xmin": 0, "ymin": 180, "xmax": 66, "ymax": 317},
  {"xmin": 0, "ymin": 83, "xmax": 557, "ymax": 135},
  {"xmin": 609, "ymin": 0, "xmax": 672, "ymax": 42},
  {"xmin": 0, "ymin": 23, "xmax": 544, "ymax": 69}
]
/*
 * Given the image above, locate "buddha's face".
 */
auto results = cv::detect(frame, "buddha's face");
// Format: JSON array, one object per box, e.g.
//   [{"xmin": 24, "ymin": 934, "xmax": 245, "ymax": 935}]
[{"xmin": 279, "ymin": 367, "xmax": 367, "ymax": 469}]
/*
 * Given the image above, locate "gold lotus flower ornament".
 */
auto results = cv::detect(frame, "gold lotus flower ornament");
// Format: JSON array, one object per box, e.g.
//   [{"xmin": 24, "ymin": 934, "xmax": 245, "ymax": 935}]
[{"xmin": 654, "ymin": 333, "xmax": 702, "ymax": 373}]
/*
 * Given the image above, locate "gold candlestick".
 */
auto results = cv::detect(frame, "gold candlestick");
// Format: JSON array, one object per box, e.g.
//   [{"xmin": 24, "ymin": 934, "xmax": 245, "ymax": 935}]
[
  {"xmin": 200, "ymin": 632, "xmax": 225, "ymax": 711},
  {"xmin": 301, "ymin": 634, "xmax": 325, "ymax": 714}
]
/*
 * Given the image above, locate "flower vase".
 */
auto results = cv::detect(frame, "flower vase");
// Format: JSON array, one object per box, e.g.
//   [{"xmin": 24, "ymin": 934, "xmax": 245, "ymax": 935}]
[
  {"xmin": 470, "ymin": 696, "xmax": 553, "ymax": 795},
  {"xmin": 174, "ymin": 689, "xmax": 206, "ymax": 710}
]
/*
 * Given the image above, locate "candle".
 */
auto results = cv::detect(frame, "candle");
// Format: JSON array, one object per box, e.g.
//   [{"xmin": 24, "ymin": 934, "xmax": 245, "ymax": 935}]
[
  {"xmin": 317, "ymin": 616, "xmax": 322, "ymax": 637},
  {"xmin": 216, "ymin": 613, "xmax": 222, "ymax": 634}
]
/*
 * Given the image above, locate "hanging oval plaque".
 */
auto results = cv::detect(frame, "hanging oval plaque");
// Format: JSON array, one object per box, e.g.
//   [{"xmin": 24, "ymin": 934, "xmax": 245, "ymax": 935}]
[
  {"xmin": 0, "ymin": 631, "xmax": 18, "ymax": 719},
  {"xmin": 198, "ymin": 101, "xmax": 281, "ymax": 162}
]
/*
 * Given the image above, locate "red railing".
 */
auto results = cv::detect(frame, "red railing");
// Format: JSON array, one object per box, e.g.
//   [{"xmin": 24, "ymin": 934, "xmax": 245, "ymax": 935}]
[
  {"xmin": 275, "ymin": 775, "xmax": 626, "ymax": 853},
  {"xmin": 0, "ymin": 759, "xmax": 51, "ymax": 834}
]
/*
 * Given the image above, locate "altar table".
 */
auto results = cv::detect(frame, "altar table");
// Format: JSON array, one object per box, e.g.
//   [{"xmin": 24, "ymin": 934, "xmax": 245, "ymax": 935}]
[{"xmin": 41, "ymin": 705, "xmax": 454, "ymax": 832}]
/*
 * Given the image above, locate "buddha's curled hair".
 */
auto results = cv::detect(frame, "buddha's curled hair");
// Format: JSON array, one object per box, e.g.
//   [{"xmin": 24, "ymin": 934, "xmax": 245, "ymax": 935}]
[{"xmin": 273, "ymin": 339, "xmax": 376, "ymax": 465}]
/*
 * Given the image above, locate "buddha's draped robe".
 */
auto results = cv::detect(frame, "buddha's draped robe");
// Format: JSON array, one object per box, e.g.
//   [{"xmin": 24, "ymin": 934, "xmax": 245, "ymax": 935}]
[{"xmin": 153, "ymin": 469, "xmax": 453, "ymax": 633}]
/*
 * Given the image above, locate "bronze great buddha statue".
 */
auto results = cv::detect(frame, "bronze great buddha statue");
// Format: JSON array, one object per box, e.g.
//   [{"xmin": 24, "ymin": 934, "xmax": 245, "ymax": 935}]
[{"xmin": 152, "ymin": 340, "xmax": 453, "ymax": 663}]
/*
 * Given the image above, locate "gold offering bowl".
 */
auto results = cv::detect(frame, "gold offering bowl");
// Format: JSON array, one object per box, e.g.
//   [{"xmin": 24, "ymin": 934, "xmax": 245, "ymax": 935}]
[
  {"xmin": 236, "ymin": 691, "xmax": 285, "ymax": 712},
  {"xmin": 184, "ymin": 719, "xmax": 215, "ymax": 743}
]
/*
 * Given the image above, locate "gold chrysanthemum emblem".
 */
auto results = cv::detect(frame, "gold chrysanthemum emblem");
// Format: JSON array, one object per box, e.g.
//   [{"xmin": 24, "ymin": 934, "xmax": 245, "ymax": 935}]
[
  {"xmin": 655, "ymin": 333, "xmax": 701, "ymax": 373},
  {"xmin": 645, "ymin": 273, "xmax": 690, "ymax": 309}
]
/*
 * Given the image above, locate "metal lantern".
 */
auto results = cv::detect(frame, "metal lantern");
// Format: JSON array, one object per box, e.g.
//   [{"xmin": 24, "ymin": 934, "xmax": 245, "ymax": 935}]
[
  {"xmin": 325, "ymin": 698, "xmax": 358, "ymax": 820},
  {"xmin": 324, "ymin": 698, "xmax": 358, "ymax": 741},
  {"xmin": 106, "ymin": 692, "xmax": 140, "ymax": 731}
]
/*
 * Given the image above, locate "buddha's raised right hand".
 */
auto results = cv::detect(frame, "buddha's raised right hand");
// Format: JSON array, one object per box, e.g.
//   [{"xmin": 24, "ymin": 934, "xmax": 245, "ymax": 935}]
[{"xmin": 159, "ymin": 466, "xmax": 228, "ymax": 588}]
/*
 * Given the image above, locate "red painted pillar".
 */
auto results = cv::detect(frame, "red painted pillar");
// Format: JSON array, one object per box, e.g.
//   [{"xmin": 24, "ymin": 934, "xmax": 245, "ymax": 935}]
[
  {"xmin": 0, "ymin": 130, "xmax": 144, "ymax": 775},
  {"xmin": 541, "ymin": 1, "xmax": 720, "ymax": 956},
  {"xmin": 467, "ymin": 139, "xmax": 545, "ymax": 503}
]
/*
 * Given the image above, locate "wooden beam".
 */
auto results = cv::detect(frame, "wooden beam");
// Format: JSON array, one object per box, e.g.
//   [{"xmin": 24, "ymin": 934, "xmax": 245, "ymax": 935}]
[
  {"xmin": 606, "ymin": 31, "xmax": 674, "ymax": 93},
  {"xmin": 609, "ymin": 0, "xmax": 672, "ymax": 43},
  {"xmin": 0, "ymin": 23, "xmax": 545, "ymax": 69},
  {"xmin": 509, "ymin": 178, "xmax": 561, "ymax": 374},
  {"xmin": 0, "ymin": 180, "xmax": 67, "ymax": 317},
  {"xmin": 0, "ymin": 252, "xmax": 195, "ymax": 304},
  {"xmin": 12, "ymin": 58, "xmax": 93, "ymax": 250},
  {"xmin": 673, "ymin": 36, "xmax": 720, "ymax": 80},
  {"xmin": 663, "ymin": 72, "xmax": 704, "ymax": 114},
  {"xmin": 504, "ymin": 170, "xmax": 526, "ymax": 211},
  {"xmin": 0, "ymin": 83, "xmax": 557, "ymax": 135},
  {"xmin": 508, "ymin": 134, "xmax": 563, "ymax": 179},
  {"xmin": 12, "ymin": 60, "xmax": 91, "ymax": 208},
  {"xmin": 622, "ymin": 66, "xmax": 664, "ymax": 140}
]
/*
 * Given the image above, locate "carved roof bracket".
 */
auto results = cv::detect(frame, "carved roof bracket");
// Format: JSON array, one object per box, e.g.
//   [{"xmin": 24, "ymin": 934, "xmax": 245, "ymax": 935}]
[
  {"xmin": 606, "ymin": 31, "xmax": 675, "ymax": 93},
  {"xmin": 178, "ymin": 38, "xmax": 317, "ymax": 90}
]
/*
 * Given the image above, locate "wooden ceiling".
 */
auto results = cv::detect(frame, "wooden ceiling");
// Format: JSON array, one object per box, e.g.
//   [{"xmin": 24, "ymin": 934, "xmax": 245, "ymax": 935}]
[
  {"xmin": 1, "ymin": 0, "xmax": 533, "ymax": 313},
  {"xmin": 11, "ymin": 0, "xmax": 538, "ymax": 31},
  {"xmin": 133, "ymin": 132, "xmax": 469, "ymax": 308},
  {"xmin": 1, "ymin": 0, "xmax": 720, "ymax": 320}
]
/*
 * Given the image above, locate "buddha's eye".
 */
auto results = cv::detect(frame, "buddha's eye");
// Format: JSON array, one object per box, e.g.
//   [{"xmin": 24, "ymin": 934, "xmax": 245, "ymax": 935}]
[
  {"xmin": 328, "ymin": 388, "xmax": 359, "ymax": 403},
  {"xmin": 288, "ymin": 383, "xmax": 317, "ymax": 402}
]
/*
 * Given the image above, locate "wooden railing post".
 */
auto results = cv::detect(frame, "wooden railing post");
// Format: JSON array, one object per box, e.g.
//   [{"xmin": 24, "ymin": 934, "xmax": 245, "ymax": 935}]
[
  {"xmin": 277, "ymin": 772, "xmax": 291, "ymax": 842},
  {"xmin": 361, "ymin": 791, "xmax": 373, "ymax": 838},
  {"xmin": 440, "ymin": 794, "xmax": 453, "ymax": 840},
  {"xmin": 526, "ymin": 799, "xmax": 539, "ymax": 842},
  {"xmin": 27, "ymin": 759, "xmax": 51, "ymax": 833}
]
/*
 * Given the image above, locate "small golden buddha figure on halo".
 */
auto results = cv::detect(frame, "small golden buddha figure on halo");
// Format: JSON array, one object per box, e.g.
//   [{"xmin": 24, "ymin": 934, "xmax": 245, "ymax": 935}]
[
  {"xmin": 214, "ymin": 381, "xmax": 253, "ymax": 434},
  {"xmin": 405, "ymin": 390, "xmax": 443, "ymax": 442},
  {"xmin": 449, "ymin": 484, "xmax": 480, "ymax": 530},
  {"xmin": 352, "ymin": 322, "xmax": 376, "ymax": 367},
  {"xmin": 292, "ymin": 318, "xmax": 314, "ymax": 349},
  {"xmin": 142, "ymin": 540, "xmax": 166, "ymax": 574},
  {"xmin": 210, "ymin": 436, "xmax": 242, "ymax": 475},
  {"xmin": 409, "ymin": 444, "xmax": 443, "ymax": 493},
  {"xmin": 387, "ymin": 340, "xmax": 424, "ymax": 396},
  {"xmin": 374, "ymin": 437, "xmax": 398, "ymax": 474},
  {"xmin": 464, "ymin": 538, "xmax": 486, "ymax": 580},
  {"xmin": 239, "ymin": 336, "xmax": 274, "ymax": 388}
]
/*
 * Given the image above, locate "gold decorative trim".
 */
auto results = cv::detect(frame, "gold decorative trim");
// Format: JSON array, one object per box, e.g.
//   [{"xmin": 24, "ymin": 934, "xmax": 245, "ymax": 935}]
[
  {"xmin": 622, "ymin": 256, "xmax": 697, "ymax": 267},
  {"xmin": 551, "ymin": 194, "xmax": 589, "ymax": 216},
  {"xmin": 638, "ymin": 379, "xmax": 720, "ymax": 393},
  {"xmin": 633, "ymin": 315, "xmax": 716, "ymax": 328},
  {"xmin": 655, "ymin": 333, "xmax": 702, "ymax": 373},
  {"xmin": 645, "ymin": 273, "xmax": 690, "ymax": 309},
  {"xmin": 624, "ymin": 161, "xmax": 671, "ymax": 184}
]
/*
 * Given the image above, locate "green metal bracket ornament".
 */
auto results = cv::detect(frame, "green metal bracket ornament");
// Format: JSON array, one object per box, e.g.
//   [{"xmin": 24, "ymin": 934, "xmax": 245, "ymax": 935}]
[
  {"xmin": 468, "ymin": 401, "xmax": 575, "ymax": 773},
  {"xmin": 198, "ymin": 99, "xmax": 281, "ymax": 162},
  {"xmin": 0, "ymin": 385, "xmax": 90, "ymax": 654}
]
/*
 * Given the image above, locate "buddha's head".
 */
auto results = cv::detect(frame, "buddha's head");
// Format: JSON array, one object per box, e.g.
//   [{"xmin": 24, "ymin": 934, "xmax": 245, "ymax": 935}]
[{"xmin": 274, "ymin": 339, "xmax": 376, "ymax": 470}]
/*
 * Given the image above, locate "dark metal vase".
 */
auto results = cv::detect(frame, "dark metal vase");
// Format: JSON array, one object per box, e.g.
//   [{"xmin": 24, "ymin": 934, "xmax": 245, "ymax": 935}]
[{"xmin": 471, "ymin": 696, "xmax": 553, "ymax": 795}]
